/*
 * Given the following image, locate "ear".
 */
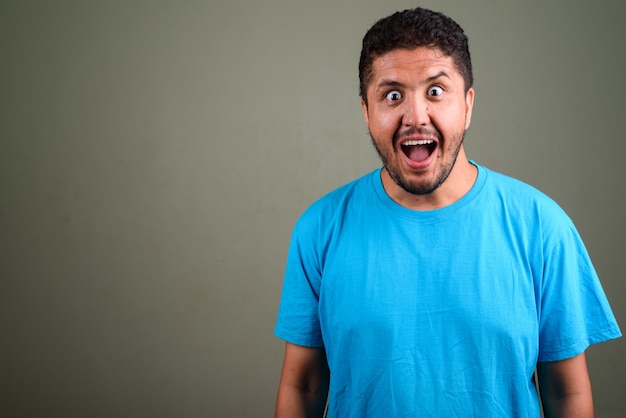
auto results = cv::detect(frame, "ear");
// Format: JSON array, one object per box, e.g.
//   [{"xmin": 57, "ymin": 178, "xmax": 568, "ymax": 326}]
[
  {"xmin": 360, "ymin": 98, "xmax": 369, "ymax": 125},
  {"xmin": 464, "ymin": 87, "xmax": 474, "ymax": 130}
]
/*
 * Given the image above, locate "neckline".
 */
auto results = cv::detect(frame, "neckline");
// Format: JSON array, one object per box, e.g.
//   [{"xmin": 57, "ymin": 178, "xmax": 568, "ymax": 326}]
[{"xmin": 372, "ymin": 161, "xmax": 487, "ymax": 222}]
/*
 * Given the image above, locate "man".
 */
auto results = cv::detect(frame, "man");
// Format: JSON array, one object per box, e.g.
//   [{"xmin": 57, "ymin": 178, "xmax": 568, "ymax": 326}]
[{"xmin": 274, "ymin": 7, "xmax": 620, "ymax": 417}]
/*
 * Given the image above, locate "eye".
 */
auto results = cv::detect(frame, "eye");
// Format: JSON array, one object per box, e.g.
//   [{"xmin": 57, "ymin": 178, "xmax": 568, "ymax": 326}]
[
  {"xmin": 427, "ymin": 86, "xmax": 444, "ymax": 97},
  {"xmin": 385, "ymin": 90, "xmax": 402, "ymax": 101}
]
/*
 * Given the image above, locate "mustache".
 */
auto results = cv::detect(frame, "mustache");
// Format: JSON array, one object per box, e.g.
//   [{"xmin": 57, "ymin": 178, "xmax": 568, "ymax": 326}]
[{"xmin": 394, "ymin": 126, "xmax": 442, "ymax": 144}]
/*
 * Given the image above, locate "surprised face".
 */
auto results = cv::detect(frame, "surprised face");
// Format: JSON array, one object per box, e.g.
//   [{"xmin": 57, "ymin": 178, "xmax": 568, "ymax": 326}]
[{"xmin": 361, "ymin": 47, "xmax": 474, "ymax": 206}]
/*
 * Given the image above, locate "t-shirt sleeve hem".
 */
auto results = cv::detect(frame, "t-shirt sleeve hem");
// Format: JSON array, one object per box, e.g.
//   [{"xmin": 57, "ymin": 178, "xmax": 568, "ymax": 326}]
[
  {"xmin": 538, "ymin": 326, "xmax": 622, "ymax": 362},
  {"xmin": 274, "ymin": 326, "xmax": 324, "ymax": 348}
]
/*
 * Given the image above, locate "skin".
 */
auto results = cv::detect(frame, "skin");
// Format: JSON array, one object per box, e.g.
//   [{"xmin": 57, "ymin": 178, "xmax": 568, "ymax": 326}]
[
  {"xmin": 361, "ymin": 47, "xmax": 476, "ymax": 210},
  {"xmin": 275, "ymin": 343, "xmax": 329, "ymax": 418},
  {"xmin": 538, "ymin": 353, "xmax": 594, "ymax": 417},
  {"xmin": 275, "ymin": 46, "xmax": 595, "ymax": 417}
]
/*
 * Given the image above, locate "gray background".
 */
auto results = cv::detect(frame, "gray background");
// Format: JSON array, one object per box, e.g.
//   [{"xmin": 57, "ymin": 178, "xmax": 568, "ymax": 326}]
[{"xmin": 1, "ymin": 0, "xmax": 624, "ymax": 417}]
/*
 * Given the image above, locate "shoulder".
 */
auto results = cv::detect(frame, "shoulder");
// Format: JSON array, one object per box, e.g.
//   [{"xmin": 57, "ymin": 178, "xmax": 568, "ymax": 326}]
[
  {"xmin": 476, "ymin": 164, "xmax": 579, "ymax": 248},
  {"xmin": 480, "ymin": 165, "xmax": 571, "ymax": 221},
  {"xmin": 481, "ymin": 165, "xmax": 550, "ymax": 200},
  {"xmin": 295, "ymin": 169, "xmax": 379, "ymax": 230},
  {"xmin": 286, "ymin": 169, "xmax": 380, "ymax": 272}
]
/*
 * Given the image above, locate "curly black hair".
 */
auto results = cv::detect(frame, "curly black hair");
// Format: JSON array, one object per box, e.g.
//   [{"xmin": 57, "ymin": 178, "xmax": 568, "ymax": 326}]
[{"xmin": 359, "ymin": 7, "xmax": 473, "ymax": 104}]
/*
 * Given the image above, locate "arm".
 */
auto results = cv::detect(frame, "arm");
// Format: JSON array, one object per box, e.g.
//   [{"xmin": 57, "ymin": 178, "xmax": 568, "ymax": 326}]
[
  {"xmin": 537, "ymin": 352, "xmax": 594, "ymax": 418},
  {"xmin": 275, "ymin": 342, "xmax": 330, "ymax": 418}
]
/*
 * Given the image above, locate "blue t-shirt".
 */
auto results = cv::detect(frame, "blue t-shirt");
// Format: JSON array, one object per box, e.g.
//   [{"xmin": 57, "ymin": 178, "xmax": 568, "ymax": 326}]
[{"xmin": 275, "ymin": 164, "xmax": 621, "ymax": 417}]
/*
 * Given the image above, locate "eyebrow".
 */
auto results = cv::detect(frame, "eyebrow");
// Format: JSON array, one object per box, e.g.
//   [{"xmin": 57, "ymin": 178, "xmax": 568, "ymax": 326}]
[
  {"xmin": 425, "ymin": 71, "xmax": 450, "ymax": 83},
  {"xmin": 375, "ymin": 80, "xmax": 405, "ymax": 92},
  {"xmin": 375, "ymin": 71, "xmax": 451, "ymax": 91}
]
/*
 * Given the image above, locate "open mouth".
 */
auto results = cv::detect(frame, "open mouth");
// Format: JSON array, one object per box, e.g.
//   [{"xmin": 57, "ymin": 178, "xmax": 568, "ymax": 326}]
[{"xmin": 401, "ymin": 139, "xmax": 437, "ymax": 163}]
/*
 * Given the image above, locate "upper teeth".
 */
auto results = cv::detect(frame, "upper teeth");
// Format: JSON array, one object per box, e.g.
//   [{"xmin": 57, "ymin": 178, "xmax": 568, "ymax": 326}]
[{"xmin": 403, "ymin": 140, "xmax": 433, "ymax": 146}]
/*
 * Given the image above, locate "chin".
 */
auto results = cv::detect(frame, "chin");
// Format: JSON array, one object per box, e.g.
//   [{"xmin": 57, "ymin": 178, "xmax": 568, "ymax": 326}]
[
  {"xmin": 398, "ymin": 178, "xmax": 442, "ymax": 196},
  {"xmin": 386, "ymin": 168, "xmax": 440, "ymax": 196}
]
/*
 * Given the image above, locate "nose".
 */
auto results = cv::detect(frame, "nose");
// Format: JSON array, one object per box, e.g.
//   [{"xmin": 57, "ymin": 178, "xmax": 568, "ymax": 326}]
[{"xmin": 403, "ymin": 95, "xmax": 430, "ymax": 126}]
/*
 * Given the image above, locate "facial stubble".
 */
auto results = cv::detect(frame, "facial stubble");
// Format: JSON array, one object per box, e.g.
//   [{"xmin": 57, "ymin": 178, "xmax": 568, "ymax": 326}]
[{"xmin": 369, "ymin": 128, "xmax": 466, "ymax": 196}]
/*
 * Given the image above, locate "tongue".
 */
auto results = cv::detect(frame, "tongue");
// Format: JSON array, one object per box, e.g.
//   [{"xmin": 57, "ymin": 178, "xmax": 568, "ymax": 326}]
[{"xmin": 404, "ymin": 145, "xmax": 432, "ymax": 162}]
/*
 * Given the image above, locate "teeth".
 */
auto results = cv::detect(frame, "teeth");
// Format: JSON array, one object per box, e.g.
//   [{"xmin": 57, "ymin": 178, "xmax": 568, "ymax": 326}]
[{"xmin": 403, "ymin": 139, "xmax": 434, "ymax": 146}]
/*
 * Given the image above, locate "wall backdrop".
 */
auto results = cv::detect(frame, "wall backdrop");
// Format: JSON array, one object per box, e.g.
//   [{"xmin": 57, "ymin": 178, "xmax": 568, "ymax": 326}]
[{"xmin": 2, "ymin": 0, "xmax": 624, "ymax": 416}]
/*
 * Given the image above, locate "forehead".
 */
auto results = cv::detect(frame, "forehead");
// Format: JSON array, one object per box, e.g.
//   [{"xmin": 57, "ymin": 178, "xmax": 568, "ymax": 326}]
[{"xmin": 370, "ymin": 47, "xmax": 459, "ymax": 84}]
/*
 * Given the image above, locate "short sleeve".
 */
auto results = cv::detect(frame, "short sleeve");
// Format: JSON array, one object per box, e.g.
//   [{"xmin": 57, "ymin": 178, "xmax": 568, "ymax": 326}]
[
  {"xmin": 537, "ymin": 214, "xmax": 621, "ymax": 362},
  {"xmin": 274, "ymin": 212, "xmax": 324, "ymax": 347}
]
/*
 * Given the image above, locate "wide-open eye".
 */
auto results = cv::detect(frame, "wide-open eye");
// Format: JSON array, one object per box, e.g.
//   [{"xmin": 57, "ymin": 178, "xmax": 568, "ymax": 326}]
[
  {"xmin": 427, "ymin": 86, "xmax": 444, "ymax": 97},
  {"xmin": 385, "ymin": 90, "xmax": 402, "ymax": 101}
]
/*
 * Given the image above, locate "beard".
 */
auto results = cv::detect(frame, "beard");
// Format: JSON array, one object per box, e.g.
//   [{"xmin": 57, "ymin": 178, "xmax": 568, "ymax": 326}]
[{"xmin": 369, "ymin": 127, "xmax": 466, "ymax": 196}]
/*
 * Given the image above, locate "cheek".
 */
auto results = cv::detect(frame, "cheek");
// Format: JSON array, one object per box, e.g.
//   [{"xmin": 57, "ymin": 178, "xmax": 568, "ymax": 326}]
[
  {"xmin": 369, "ymin": 109, "xmax": 400, "ymax": 136},
  {"xmin": 436, "ymin": 104, "xmax": 467, "ymax": 132}
]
